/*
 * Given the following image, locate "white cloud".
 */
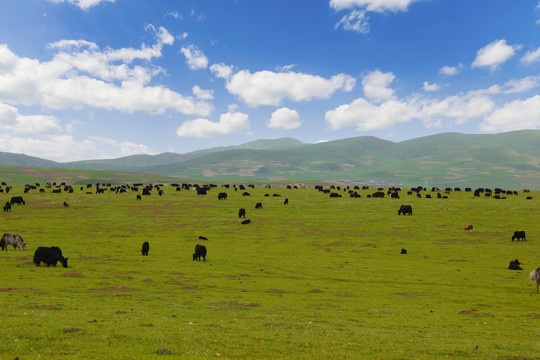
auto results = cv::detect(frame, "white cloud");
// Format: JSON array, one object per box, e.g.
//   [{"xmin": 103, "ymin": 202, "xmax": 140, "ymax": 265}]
[
  {"xmin": 181, "ymin": 45, "xmax": 209, "ymax": 70},
  {"xmin": 0, "ymin": 26, "xmax": 212, "ymax": 116},
  {"xmin": 480, "ymin": 95, "xmax": 540, "ymax": 132},
  {"xmin": 325, "ymin": 70, "xmax": 506, "ymax": 131},
  {"xmin": 210, "ymin": 63, "xmax": 234, "ymax": 80},
  {"xmin": 225, "ymin": 70, "xmax": 356, "ymax": 106},
  {"xmin": 48, "ymin": 0, "xmax": 114, "ymax": 10},
  {"xmin": 192, "ymin": 85, "xmax": 214, "ymax": 100},
  {"xmin": 268, "ymin": 107, "xmax": 302, "ymax": 129},
  {"xmin": 176, "ymin": 111, "xmax": 249, "ymax": 138},
  {"xmin": 362, "ymin": 70, "xmax": 395, "ymax": 102},
  {"xmin": 521, "ymin": 47, "xmax": 540, "ymax": 64},
  {"xmin": 423, "ymin": 81, "xmax": 440, "ymax": 92},
  {"xmin": 0, "ymin": 103, "xmax": 63, "ymax": 134},
  {"xmin": 335, "ymin": 9, "xmax": 370, "ymax": 33},
  {"xmin": 325, "ymin": 97, "xmax": 419, "ymax": 130},
  {"xmin": 330, "ymin": 0, "xmax": 421, "ymax": 13},
  {"xmin": 439, "ymin": 64, "xmax": 462, "ymax": 76},
  {"xmin": 472, "ymin": 39, "xmax": 522, "ymax": 71},
  {"xmin": 0, "ymin": 133, "xmax": 152, "ymax": 162},
  {"xmin": 275, "ymin": 64, "xmax": 297, "ymax": 72}
]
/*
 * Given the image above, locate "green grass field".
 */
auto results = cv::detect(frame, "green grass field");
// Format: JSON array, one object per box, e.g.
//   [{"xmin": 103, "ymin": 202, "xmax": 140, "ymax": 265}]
[{"xmin": 0, "ymin": 184, "xmax": 538, "ymax": 359}]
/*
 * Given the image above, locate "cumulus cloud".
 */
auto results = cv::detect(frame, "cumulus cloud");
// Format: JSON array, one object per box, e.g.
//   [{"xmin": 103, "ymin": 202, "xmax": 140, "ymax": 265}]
[
  {"xmin": 335, "ymin": 9, "xmax": 370, "ymax": 33},
  {"xmin": 325, "ymin": 70, "xmax": 505, "ymax": 131},
  {"xmin": 423, "ymin": 82, "xmax": 440, "ymax": 92},
  {"xmin": 521, "ymin": 47, "xmax": 540, "ymax": 64},
  {"xmin": 0, "ymin": 132, "xmax": 152, "ymax": 162},
  {"xmin": 181, "ymin": 44, "xmax": 209, "ymax": 70},
  {"xmin": 472, "ymin": 39, "xmax": 522, "ymax": 71},
  {"xmin": 224, "ymin": 70, "xmax": 356, "ymax": 106},
  {"xmin": 267, "ymin": 107, "xmax": 301, "ymax": 129},
  {"xmin": 192, "ymin": 85, "xmax": 214, "ymax": 100},
  {"xmin": 480, "ymin": 95, "xmax": 540, "ymax": 132},
  {"xmin": 362, "ymin": 70, "xmax": 395, "ymax": 102},
  {"xmin": 48, "ymin": 0, "xmax": 115, "ymax": 10},
  {"xmin": 176, "ymin": 111, "xmax": 249, "ymax": 138},
  {"xmin": 330, "ymin": 0, "xmax": 421, "ymax": 13},
  {"xmin": 439, "ymin": 64, "xmax": 462, "ymax": 76},
  {"xmin": 331, "ymin": 0, "xmax": 420, "ymax": 33},
  {"xmin": 0, "ymin": 103, "xmax": 63, "ymax": 134},
  {"xmin": 210, "ymin": 63, "xmax": 234, "ymax": 80},
  {"xmin": 0, "ymin": 26, "xmax": 212, "ymax": 116}
]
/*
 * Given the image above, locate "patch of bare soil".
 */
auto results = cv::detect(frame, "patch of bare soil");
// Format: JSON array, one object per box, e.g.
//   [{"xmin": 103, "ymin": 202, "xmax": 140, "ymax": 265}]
[
  {"xmin": 458, "ymin": 310, "xmax": 475, "ymax": 315},
  {"xmin": 91, "ymin": 285, "xmax": 136, "ymax": 292},
  {"xmin": 63, "ymin": 272, "xmax": 83, "ymax": 277}
]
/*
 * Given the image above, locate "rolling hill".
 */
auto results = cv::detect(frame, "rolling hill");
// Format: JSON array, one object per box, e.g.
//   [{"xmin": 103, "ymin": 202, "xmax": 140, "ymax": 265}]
[{"xmin": 0, "ymin": 131, "xmax": 539, "ymax": 188}]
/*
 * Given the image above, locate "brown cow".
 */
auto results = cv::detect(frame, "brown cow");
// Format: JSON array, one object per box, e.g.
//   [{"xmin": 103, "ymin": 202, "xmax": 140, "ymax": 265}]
[{"xmin": 464, "ymin": 224, "xmax": 473, "ymax": 232}]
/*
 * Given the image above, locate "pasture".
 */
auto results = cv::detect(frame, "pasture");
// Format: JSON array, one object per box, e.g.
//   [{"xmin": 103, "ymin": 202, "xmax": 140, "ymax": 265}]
[{"xmin": 0, "ymin": 184, "xmax": 538, "ymax": 359}]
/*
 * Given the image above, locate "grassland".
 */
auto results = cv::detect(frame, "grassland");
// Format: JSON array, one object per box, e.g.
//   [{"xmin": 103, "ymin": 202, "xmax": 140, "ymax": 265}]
[{"xmin": 0, "ymin": 183, "xmax": 538, "ymax": 359}]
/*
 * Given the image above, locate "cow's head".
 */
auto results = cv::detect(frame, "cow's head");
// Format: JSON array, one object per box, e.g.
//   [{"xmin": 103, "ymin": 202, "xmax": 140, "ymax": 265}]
[
  {"xmin": 21, "ymin": 242, "xmax": 27, "ymax": 250},
  {"xmin": 61, "ymin": 257, "xmax": 69, "ymax": 268}
]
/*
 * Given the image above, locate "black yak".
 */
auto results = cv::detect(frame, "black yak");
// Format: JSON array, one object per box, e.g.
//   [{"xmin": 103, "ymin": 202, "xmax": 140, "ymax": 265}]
[
  {"xmin": 512, "ymin": 231, "xmax": 526, "ymax": 242},
  {"xmin": 142, "ymin": 241, "xmax": 149, "ymax": 256},
  {"xmin": 33, "ymin": 246, "xmax": 68, "ymax": 268},
  {"xmin": 193, "ymin": 244, "xmax": 207, "ymax": 261}
]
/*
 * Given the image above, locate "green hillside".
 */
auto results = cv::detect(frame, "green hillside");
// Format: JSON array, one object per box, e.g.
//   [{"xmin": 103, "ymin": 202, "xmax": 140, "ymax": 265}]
[{"xmin": 0, "ymin": 131, "xmax": 539, "ymax": 188}]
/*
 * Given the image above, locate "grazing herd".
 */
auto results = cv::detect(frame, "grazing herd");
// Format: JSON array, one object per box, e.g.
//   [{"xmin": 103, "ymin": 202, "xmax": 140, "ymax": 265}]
[{"xmin": 0, "ymin": 182, "xmax": 537, "ymax": 293}]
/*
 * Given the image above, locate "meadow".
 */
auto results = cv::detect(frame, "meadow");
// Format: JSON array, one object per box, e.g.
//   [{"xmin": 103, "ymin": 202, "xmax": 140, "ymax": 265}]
[{"xmin": 0, "ymin": 183, "xmax": 538, "ymax": 359}]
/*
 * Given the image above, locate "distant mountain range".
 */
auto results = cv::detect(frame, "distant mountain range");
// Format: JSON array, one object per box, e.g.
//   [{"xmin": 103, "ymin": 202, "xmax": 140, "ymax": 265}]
[{"xmin": 1, "ymin": 131, "xmax": 539, "ymax": 188}]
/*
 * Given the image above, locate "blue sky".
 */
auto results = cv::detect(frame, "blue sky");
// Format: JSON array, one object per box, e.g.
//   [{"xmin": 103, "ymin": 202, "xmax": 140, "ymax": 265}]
[{"xmin": 0, "ymin": 0, "xmax": 538, "ymax": 162}]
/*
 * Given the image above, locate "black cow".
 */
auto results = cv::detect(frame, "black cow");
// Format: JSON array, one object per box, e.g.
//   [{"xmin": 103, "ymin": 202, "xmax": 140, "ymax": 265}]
[
  {"xmin": 512, "ymin": 231, "xmax": 526, "ymax": 241},
  {"xmin": 136, "ymin": 195, "xmax": 142, "ymax": 200},
  {"xmin": 141, "ymin": 241, "xmax": 149, "ymax": 256},
  {"xmin": 400, "ymin": 248, "xmax": 407, "ymax": 254},
  {"xmin": 33, "ymin": 246, "xmax": 68, "ymax": 268},
  {"xmin": 3, "ymin": 201, "xmax": 11, "ymax": 212},
  {"xmin": 508, "ymin": 259, "xmax": 522, "ymax": 270},
  {"xmin": 255, "ymin": 202, "xmax": 263, "ymax": 209},
  {"xmin": 398, "ymin": 205, "xmax": 413, "ymax": 215},
  {"xmin": 238, "ymin": 208, "xmax": 246, "ymax": 218},
  {"xmin": 284, "ymin": 198, "xmax": 289, "ymax": 205},
  {"xmin": 10, "ymin": 196, "xmax": 25, "ymax": 205},
  {"xmin": 241, "ymin": 219, "xmax": 251, "ymax": 225},
  {"xmin": 198, "ymin": 236, "xmax": 208, "ymax": 240},
  {"xmin": 193, "ymin": 244, "xmax": 207, "ymax": 261},
  {"xmin": 218, "ymin": 192, "xmax": 228, "ymax": 200}
]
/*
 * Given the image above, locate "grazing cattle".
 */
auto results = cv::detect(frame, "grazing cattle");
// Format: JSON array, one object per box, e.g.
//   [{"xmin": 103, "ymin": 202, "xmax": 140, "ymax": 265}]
[
  {"xmin": 199, "ymin": 236, "xmax": 208, "ymax": 240},
  {"xmin": 33, "ymin": 246, "xmax": 68, "ymax": 268},
  {"xmin": 238, "ymin": 208, "xmax": 246, "ymax": 218},
  {"xmin": 512, "ymin": 231, "xmax": 526, "ymax": 242},
  {"xmin": 255, "ymin": 202, "xmax": 263, "ymax": 209},
  {"xmin": 530, "ymin": 268, "xmax": 540, "ymax": 293},
  {"xmin": 10, "ymin": 196, "xmax": 25, "ymax": 205},
  {"xmin": 241, "ymin": 219, "xmax": 251, "ymax": 225},
  {"xmin": 193, "ymin": 244, "xmax": 207, "ymax": 261},
  {"xmin": 3, "ymin": 201, "xmax": 11, "ymax": 212},
  {"xmin": 63, "ymin": 201, "xmax": 69, "ymax": 207},
  {"xmin": 0, "ymin": 233, "xmax": 26, "ymax": 250},
  {"xmin": 218, "ymin": 192, "xmax": 228, "ymax": 200},
  {"xmin": 284, "ymin": 198, "xmax": 289, "ymax": 205},
  {"xmin": 400, "ymin": 248, "xmax": 407, "ymax": 254},
  {"xmin": 242, "ymin": 192, "xmax": 251, "ymax": 196},
  {"xmin": 136, "ymin": 195, "xmax": 142, "ymax": 200},
  {"xmin": 390, "ymin": 192, "xmax": 400, "ymax": 199},
  {"xmin": 526, "ymin": 196, "xmax": 532, "ymax": 200},
  {"xmin": 508, "ymin": 259, "xmax": 522, "ymax": 270},
  {"xmin": 329, "ymin": 192, "xmax": 342, "ymax": 198},
  {"xmin": 398, "ymin": 205, "xmax": 412, "ymax": 216},
  {"xmin": 141, "ymin": 241, "xmax": 149, "ymax": 256},
  {"xmin": 464, "ymin": 224, "xmax": 473, "ymax": 232}
]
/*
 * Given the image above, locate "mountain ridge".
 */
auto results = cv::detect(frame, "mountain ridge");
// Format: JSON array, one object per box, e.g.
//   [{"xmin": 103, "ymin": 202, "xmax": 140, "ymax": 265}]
[{"xmin": 1, "ymin": 131, "xmax": 539, "ymax": 188}]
